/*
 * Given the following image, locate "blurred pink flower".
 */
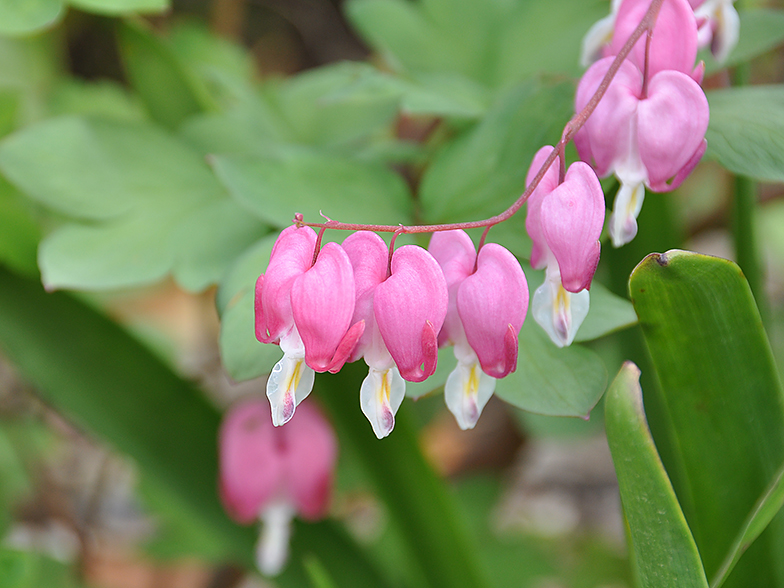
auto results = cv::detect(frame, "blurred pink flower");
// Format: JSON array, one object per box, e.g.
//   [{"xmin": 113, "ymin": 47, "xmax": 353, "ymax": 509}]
[{"xmin": 219, "ymin": 398, "xmax": 337, "ymax": 575}]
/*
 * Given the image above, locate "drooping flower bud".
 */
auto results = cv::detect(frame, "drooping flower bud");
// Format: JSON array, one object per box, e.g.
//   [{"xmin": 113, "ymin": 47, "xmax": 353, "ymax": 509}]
[{"xmin": 219, "ymin": 398, "xmax": 337, "ymax": 575}]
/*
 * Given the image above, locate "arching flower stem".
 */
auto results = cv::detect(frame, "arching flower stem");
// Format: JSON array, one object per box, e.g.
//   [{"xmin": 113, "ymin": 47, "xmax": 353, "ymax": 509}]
[{"xmin": 294, "ymin": 0, "xmax": 664, "ymax": 237}]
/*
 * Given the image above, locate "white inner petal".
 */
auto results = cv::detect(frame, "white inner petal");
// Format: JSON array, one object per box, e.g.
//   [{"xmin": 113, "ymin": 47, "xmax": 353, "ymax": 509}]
[
  {"xmin": 609, "ymin": 179, "xmax": 645, "ymax": 248},
  {"xmin": 256, "ymin": 501, "xmax": 295, "ymax": 576},
  {"xmin": 266, "ymin": 351, "xmax": 315, "ymax": 427},
  {"xmin": 360, "ymin": 367, "xmax": 406, "ymax": 439},
  {"xmin": 444, "ymin": 356, "xmax": 496, "ymax": 431},
  {"xmin": 532, "ymin": 267, "xmax": 591, "ymax": 348}
]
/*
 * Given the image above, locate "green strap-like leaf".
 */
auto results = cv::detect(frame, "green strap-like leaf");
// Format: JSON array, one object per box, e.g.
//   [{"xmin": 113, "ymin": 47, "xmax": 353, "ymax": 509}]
[
  {"xmin": 629, "ymin": 250, "xmax": 784, "ymax": 587},
  {"xmin": 605, "ymin": 362, "xmax": 709, "ymax": 588}
]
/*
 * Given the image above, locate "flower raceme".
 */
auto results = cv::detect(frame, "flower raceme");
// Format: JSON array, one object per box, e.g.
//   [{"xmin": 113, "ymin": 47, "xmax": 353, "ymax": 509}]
[
  {"xmin": 219, "ymin": 398, "xmax": 337, "ymax": 576},
  {"xmin": 254, "ymin": 226, "xmax": 534, "ymax": 436},
  {"xmin": 428, "ymin": 230, "xmax": 527, "ymax": 430}
]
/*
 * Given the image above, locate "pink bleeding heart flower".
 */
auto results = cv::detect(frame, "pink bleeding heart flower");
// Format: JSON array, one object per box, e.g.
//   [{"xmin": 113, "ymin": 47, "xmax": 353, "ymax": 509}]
[
  {"xmin": 429, "ymin": 230, "xmax": 528, "ymax": 430},
  {"xmin": 524, "ymin": 153, "xmax": 605, "ymax": 347},
  {"xmin": 342, "ymin": 232, "xmax": 448, "ymax": 438},
  {"xmin": 255, "ymin": 226, "xmax": 364, "ymax": 426},
  {"xmin": 539, "ymin": 162, "xmax": 604, "ymax": 294},
  {"xmin": 610, "ymin": 0, "xmax": 700, "ymax": 79},
  {"xmin": 219, "ymin": 398, "xmax": 337, "ymax": 576},
  {"xmin": 575, "ymin": 57, "xmax": 709, "ymax": 246}
]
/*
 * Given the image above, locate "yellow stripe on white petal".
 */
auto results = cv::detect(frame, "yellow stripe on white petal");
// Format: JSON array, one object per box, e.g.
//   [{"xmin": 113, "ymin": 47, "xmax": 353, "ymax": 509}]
[
  {"xmin": 532, "ymin": 267, "xmax": 590, "ymax": 348},
  {"xmin": 266, "ymin": 352, "xmax": 315, "ymax": 427},
  {"xmin": 360, "ymin": 367, "xmax": 405, "ymax": 439},
  {"xmin": 445, "ymin": 360, "xmax": 496, "ymax": 430}
]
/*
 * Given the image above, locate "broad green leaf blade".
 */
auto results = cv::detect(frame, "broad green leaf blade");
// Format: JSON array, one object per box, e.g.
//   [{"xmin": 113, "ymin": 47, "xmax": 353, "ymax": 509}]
[
  {"xmin": 171, "ymin": 198, "xmax": 269, "ymax": 293},
  {"xmin": 211, "ymin": 148, "xmax": 412, "ymax": 228},
  {"xmin": 494, "ymin": 320, "xmax": 607, "ymax": 418},
  {"xmin": 117, "ymin": 20, "xmax": 213, "ymax": 130},
  {"xmin": 69, "ymin": 0, "xmax": 168, "ymax": 14},
  {"xmin": 712, "ymin": 461, "xmax": 784, "ymax": 588},
  {"xmin": 605, "ymin": 362, "xmax": 709, "ymax": 588},
  {"xmin": 419, "ymin": 80, "xmax": 574, "ymax": 224},
  {"xmin": 0, "ymin": 267, "xmax": 392, "ymax": 588},
  {"xmin": 272, "ymin": 62, "xmax": 399, "ymax": 148},
  {"xmin": 705, "ymin": 86, "xmax": 784, "ymax": 183},
  {"xmin": 0, "ymin": 117, "xmax": 221, "ymax": 219},
  {"xmin": 629, "ymin": 250, "xmax": 784, "ymax": 587},
  {"xmin": 0, "ymin": 0, "xmax": 63, "ymax": 37}
]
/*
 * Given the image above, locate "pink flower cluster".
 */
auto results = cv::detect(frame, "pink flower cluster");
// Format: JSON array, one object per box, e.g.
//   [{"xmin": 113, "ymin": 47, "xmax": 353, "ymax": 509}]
[
  {"xmin": 255, "ymin": 226, "xmax": 529, "ymax": 437},
  {"xmin": 577, "ymin": 0, "xmax": 711, "ymax": 247}
]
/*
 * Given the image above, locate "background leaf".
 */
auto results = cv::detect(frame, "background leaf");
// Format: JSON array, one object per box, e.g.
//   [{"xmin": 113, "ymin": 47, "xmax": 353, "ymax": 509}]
[
  {"xmin": 605, "ymin": 362, "xmax": 709, "ymax": 588},
  {"xmin": 705, "ymin": 85, "xmax": 784, "ymax": 183},
  {"xmin": 211, "ymin": 146, "xmax": 412, "ymax": 228},
  {"xmin": 0, "ymin": 0, "xmax": 63, "ymax": 37}
]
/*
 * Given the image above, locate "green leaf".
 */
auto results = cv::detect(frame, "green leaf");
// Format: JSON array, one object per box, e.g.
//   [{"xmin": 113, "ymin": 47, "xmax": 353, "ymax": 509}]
[
  {"xmin": 346, "ymin": 0, "xmax": 454, "ymax": 75},
  {"xmin": 0, "ymin": 177, "xmax": 39, "ymax": 276},
  {"xmin": 117, "ymin": 20, "xmax": 213, "ymax": 130},
  {"xmin": 48, "ymin": 79, "xmax": 146, "ymax": 122},
  {"xmin": 211, "ymin": 146, "xmax": 412, "ymax": 228},
  {"xmin": 419, "ymin": 79, "xmax": 574, "ymax": 224},
  {"xmin": 68, "ymin": 0, "xmax": 167, "ymax": 14},
  {"xmin": 494, "ymin": 319, "xmax": 607, "ymax": 418},
  {"xmin": 605, "ymin": 362, "xmax": 710, "ymax": 588},
  {"xmin": 171, "ymin": 199, "xmax": 269, "ymax": 293},
  {"xmin": 492, "ymin": 0, "xmax": 606, "ymax": 85},
  {"xmin": 712, "ymin": 461, "xmax": 784, "ymax": 588},
  {"xmin": 629, "ymin": 250, "xmax": 784, "ymax": 587},
  {"xmin": 0, "ymin": 266, "xmax": 392, "ymax": 587},
  {"xmin": 0, "ymin": 116, "xmax": 220, "ymax": 219},
  {"xmin": 271, "ymin": 62, "xmax": 399, "ymax": 148},
  {"xmin": 0, "ymin": 116, "xmax": 256, "ymax": 291},
  {"xmin": 217, "ymin": 235, "xmax": 279, "ymax": 381},
  {"xmin": 703, "ymin": 9, "xmax": 784, "ymax": 74},
  {"xmin": 705, "ymin": 85, "xmax": 784, "ymax": 183},
  {"xmin": 0, "ymin": 0, "xmax": 63, "ymax": 37}
]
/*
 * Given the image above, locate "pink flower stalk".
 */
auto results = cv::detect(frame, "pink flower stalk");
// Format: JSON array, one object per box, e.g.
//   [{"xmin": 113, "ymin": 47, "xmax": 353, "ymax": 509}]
[
  {"xmin": 524, "ymin": 147, "xmax": 605, "ymax": 347},
  {"xmin": 342, "ymin": 232, "xmax": 448, "ymax": 438},
  {"xmin": 428, "ymin": 230, "xmax": 527, "ymax": 430},
  {"xmin": 219, "ymin": 398, "xmax": 337, "ymax": 575},
  {"xmin": 574, "ymin": 58, "xmax": 709, "ymax": 246},
  {"xmin": 255, "ymin": 226, "xmax": 364, "ymax": 426}
]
